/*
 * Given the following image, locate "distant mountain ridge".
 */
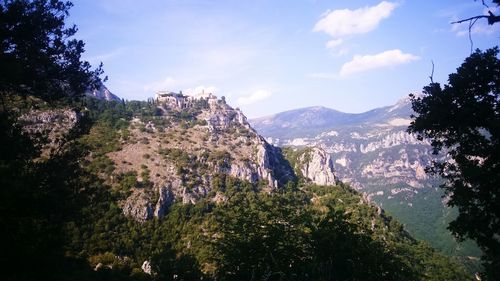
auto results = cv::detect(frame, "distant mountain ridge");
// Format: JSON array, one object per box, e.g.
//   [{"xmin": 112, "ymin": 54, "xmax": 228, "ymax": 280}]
[
  {"xmin": 251, "ymin": 96, "xmax": 414, "ymax": 140},
  {"xmin": 86, "ymin": 81, "xmax": 121, "ymax": 101}
]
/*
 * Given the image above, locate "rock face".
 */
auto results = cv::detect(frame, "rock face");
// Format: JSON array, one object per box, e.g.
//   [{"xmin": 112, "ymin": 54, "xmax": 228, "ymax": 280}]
[
  {"xmin": 141, "ymin": 260, "xmax": 152, "ymax": 275},
  {"xmin": 19, "ymin": 108, "xmax": 81, "ymax": 135},
  {"xmin": 299, "ymin": 147, "xmax": 336, "ymax": 186},
  {"xmin": 123, "ymin": 191, "xmax": 154, "ymax": 222},
  {"xmin": 108, "ymin": 91, "xmax": 297, "ymax": 222},
  {"xmin": 18, "ymin": 109, "xmax": 83, "ymax": 154},
  {"xmin": 86, "ymin": 82, "xmax": 121, "ymax": 101},
  {"xmin": 154, "ymin": 187, "xmax": 175, "ymax": 219}
]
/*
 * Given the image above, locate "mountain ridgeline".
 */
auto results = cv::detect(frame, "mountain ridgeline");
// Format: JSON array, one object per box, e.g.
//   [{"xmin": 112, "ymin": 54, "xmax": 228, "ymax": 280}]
[
  {"xmin": 8, "ymin": 92, "xmax": 473, "ymax": 280},
  {"xmin": 250, "ymin": 96, "xmax": 482, "ymax": 263}
]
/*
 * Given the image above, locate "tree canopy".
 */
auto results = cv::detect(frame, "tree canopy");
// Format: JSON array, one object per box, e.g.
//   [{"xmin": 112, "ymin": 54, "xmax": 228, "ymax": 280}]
[
  {"xmin": 408, "ymin": 47, "xmax": 499, "ymax": 280},
  {"xmin": 0, "ymin": 0, "xmax": 103, "ymax": 104},
  {"xmin": 0, "ymin": 1, "xmax": 105, "ymax": 280}
]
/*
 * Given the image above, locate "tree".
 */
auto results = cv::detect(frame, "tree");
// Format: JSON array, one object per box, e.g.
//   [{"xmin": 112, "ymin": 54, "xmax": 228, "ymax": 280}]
[
  {"xmin": 0, "ymin": 0, "xmax": 103, "ymax": 104},
  {"xmin": 310, "ymin": 209, "xmax": 415, "ymax": 281},
  {"xmin": 0, "ymin": 1, "xmax": 106, "ymax": 280},
  {"xmin": 211, "ymin": 191, "xmax": 312, "ymax": 280},
  {"xmin": 408, "ymin": 48, "xmax": 499, "ymax": 279}
]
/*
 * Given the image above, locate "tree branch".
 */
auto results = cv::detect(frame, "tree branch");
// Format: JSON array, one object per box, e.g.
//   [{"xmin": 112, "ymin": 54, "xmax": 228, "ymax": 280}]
[
  {"xmin": 469, "ymin": 18, "xmax": 480, "ymax": 53},
  {"xmin": 479, "ymin": 0, "xmax": 490, "ymax": 9},
  {"xmin": 451, "ymin": 13, "xmax": 500, "ymax": 25},
  {"xmin": 451, "ymin": 15, "xmax": 488, "ymax": 24},
  {"xmin": 429, "ymin": 60, "xmax": 435, "ymax": 83}
]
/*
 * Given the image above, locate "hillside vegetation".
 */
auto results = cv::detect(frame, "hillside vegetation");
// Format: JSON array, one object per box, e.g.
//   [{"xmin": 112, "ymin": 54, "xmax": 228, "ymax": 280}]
[{"xmin": 1, "ymin": 94, "xmax": 474, "ymax": 280}]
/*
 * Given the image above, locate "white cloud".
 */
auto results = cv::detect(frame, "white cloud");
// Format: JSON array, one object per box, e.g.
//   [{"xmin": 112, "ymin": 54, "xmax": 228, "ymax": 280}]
[
  {"xmin": 237, "ymin": 89, "xmax": 272, "ymax": 105},
  {"xmin": 313, "ymin": 1, "xmax": 398, "ymax": 38},
  {"xmin": 340, "ymin": 49, "xmax": 420, "ymax": 76},
  {"xmin": 143, "ymin": 77, "xmax": 176, "ymax": 92},
  {"xmin": 184, "ymin": 86, "xmax": 218, "ymax": 96},
  {"xmin": 325, "ymin": 39, "xmax": 350, "ymax": 56},
  {"xmin": 451, "ymin": 21, "xmax": 500, "ymax": 37},
  {"xmin": 307, "ymin": 72, "xmax": 338, "ymax": 80},
  {"xmin": 326, "ymin": 38, "xmax": 343, "ymax": 49},
  {"xmin": 329, "ymin": 47, "xmax": 350, "ymax": 57}
]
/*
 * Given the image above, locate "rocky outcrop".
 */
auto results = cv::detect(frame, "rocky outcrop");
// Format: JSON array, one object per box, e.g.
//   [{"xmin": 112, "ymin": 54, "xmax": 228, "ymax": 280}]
[
  {"xmin": 154, "ymin": 187, "xmax": 175, "ymax": 219},
  {"xmin": 86, "ymin": 82, "xmax": 121, "ymax": 101},
  {"xmin": 227, "ymin": 141, "xmax": 296, "ymax": 189},
  {"xmin": 298, "ymin": 147, "xmax": 336, "ymax": 186},
  {"xmin": 123, "ymin": 190, "xmax": 154, "ymax": 222},
  {"xmin": 19, "ymin": 109, "xmax": 82, "ymax": 136},
  {"xmin": 141, "ymin": 260, "xmax": 152, "ymax": 275},
  {"xmin": 252, "ymin": 142, "xmax": 279, "ymax": 188},
  {"xmin": 18, "ymin": 109, "xmax": 84, "ymax": 154},
  {"xmin": 112, "ymin": 92, "xmax": 298, "ymax": 222},
  {"xmin": 359, "ymin": 131, "xmax": 429, "ymax": 153}
]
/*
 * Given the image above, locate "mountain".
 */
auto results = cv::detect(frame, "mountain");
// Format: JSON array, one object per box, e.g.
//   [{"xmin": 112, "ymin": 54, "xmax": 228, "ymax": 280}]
[
  {"xmin": 86, "ymin": 81, "xmax": 121, "ymax": 101},
  {"xmin": 251, "ymin": 96, "xmax": 413, "ymax": 140},
  {"xmin": 112, "ymin": 92, "xmax": 299, "ymax": 221},
  {"xmin": 8, "ymin": 92, "xmax": 474, "ymax": 280},
  {"xmin": 250, "ymin": 96, "xmax": 481, "ymax": 260},
  {"xmin": 250, "ymin": 106, "xmax": 357, "ymax": 139}
]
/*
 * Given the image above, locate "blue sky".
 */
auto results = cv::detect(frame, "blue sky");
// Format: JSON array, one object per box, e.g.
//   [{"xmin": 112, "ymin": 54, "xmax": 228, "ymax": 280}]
[{"xmin": 69, "ymin": 0, "xmax": 499, "ymax": 118}]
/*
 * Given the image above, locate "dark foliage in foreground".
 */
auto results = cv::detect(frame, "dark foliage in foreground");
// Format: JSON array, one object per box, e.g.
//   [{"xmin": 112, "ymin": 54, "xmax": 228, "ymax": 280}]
[{"xmin": 409, "ymin": 47, "xmax": 499, "ymax": 280}]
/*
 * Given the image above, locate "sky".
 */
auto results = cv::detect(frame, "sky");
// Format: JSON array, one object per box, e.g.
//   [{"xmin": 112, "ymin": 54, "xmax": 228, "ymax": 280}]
[{"xmin": 69, "ymin": 0, "xmax": 499, "ymax": 118}]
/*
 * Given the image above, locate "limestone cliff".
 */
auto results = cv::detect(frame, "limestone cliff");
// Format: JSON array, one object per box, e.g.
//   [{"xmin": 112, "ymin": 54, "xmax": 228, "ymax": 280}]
[
  {"xmin": 16, "ymin": 93, "xmax": 335, "ymax": 222},
  {"xmin": 298, "ymin": 147, "xmax": 336, "ymax": 186},
  {"xmin": 106, "ymin": 92, "xmax": 297, "ymax": 221},
  {"xmin": 284, "ymin": 147, "xmax": 337, "ymax": 186},
  {"xmin": 18, "ymin": 108, "xmax": 84, "ymax": 156}
]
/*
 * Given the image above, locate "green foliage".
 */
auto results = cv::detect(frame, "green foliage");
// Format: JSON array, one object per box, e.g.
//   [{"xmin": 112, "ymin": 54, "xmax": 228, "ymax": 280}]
[
  {"xmin": 408, "ymin": 47, "xmax": 500, "ymax": 279},
  {"xmin": 202, "ymin": 183, "xmax": 471, "ymax": 280},
  {"xmin": 376, "ymin": 185, "xmax": 482, "ymax": 263},
  {"xmin": 211, "ymin": 190, "xmax": 312, "ymax": 280},
  {"xmin": 0, "ymin": 110, "xmax": 141, "ymax": 280},
  {"xmin": 117, "ymin": 171, "xmax": 137, "ymax": 192},
  {"xmin": 0, "ymin": 0, "xmax": 103, "ymax": 104},
  {"xmin": 282, "ymin": 146, "xmax": 313, "ymax": 181}
]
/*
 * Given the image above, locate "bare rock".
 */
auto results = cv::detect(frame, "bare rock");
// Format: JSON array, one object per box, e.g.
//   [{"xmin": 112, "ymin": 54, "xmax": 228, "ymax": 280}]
[
  {"xmin": 142, "ymin": 260, "xmax": 152, "ymax": 275},
  {"xmin": 299, "ymin": 147, "xmax": 336, "ymax": 186},
  {"xmin": 154, "ymin": 186, "xmax": 175, "ymax": 219},
  {"xmin": 122, "ymin": 190, "xmax": 153, "ymax": 222},
  {"xmin": 18, "ymin": 108, "xmax": 83, "ymax": 152}
]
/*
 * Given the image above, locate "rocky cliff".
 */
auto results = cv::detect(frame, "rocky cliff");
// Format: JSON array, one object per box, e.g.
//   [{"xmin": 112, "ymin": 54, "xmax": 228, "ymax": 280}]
[
  {"xmin": 299, "ymin": 147, "xmax": 336, "ymax": 186},
  {"xmin": 284, "ymin": 147, "xmax": 336, "ymax": 186},
  {"xmin": 101, "ymin": 92, "xmax": 304, "ymax": 221},
  {"xmin": 17, "ymin": 92, "xmax": 338, "ymax": 222},
  {"xmin": 18, "ymin": 108, "xmax": 84, "ymax": 156},
  {"xmin": 86, "ymin": 82, "xmax": 121, "ymax": 101}
]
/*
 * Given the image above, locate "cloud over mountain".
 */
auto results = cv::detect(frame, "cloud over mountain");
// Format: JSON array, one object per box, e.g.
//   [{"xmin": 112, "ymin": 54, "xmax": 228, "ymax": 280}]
[
  {"xmin": 340, "ymin": 49, "xmax": 419, "ymax": 76},
  {"xmin": 237, "ymin": 89, "xmax": 272, "ymax": 105}
]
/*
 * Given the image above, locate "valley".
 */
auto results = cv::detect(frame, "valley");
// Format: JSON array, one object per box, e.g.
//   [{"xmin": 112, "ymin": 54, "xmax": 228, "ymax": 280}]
[{"xmin": 250, "ymin": 96, "xmax": 481, "ymax": 262}]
